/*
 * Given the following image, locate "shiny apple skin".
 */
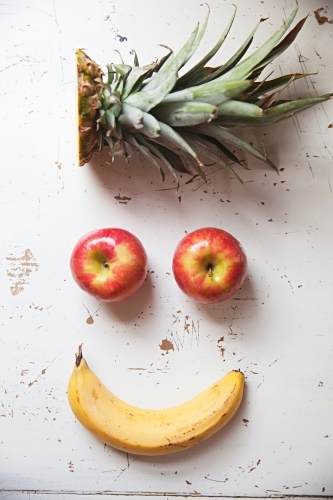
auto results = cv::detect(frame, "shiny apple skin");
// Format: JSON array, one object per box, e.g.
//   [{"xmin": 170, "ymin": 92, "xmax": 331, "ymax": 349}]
[
  {"xmin": 70, "ymin": 228, "xmax": 148, "ymax": 302},
  {"xmin": 172, "ymin": 227, "xmax": 247, "ymax": 304}
]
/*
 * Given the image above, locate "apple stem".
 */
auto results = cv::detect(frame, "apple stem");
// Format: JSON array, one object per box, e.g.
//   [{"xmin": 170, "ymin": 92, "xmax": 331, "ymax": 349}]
[
  {"xmin": 75, "ymin": 344, "xmax": 83, "ymax": 367},
  {"xmin": 104, "ymin": 262, "xmax": 109, "ymax": 269},
  {"xmin": 207, "ymin": 263, "xmax": 213, "ymax": 277}
]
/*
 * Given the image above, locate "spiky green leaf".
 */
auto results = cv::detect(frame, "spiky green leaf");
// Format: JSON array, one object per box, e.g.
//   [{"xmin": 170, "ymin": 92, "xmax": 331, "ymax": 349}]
[
  {"xmin": 113, "ymin": 64, "xmax": 132, "ymax": 79},
  {"xmin": 175, "ymin": 6, "xmax": 237, "ymax": 89},
  {"xmin": 135, "ymin": 133, "xmax": 179, "ymax": 185},
  {"xmin": 117, "ymin": 102, "xmax": 144, "ymax": 130},
  {"xmin": 124, "ymin": 70, "xmax": 178, "ymax": 112},
  {"xmin": 217, "ymin": 8, "xmax": 298, "ymax": 82},
  {"xmin": 194, "ymin": 123, "xmax": 277, "ymax": 170},
  {"xmin": 142, "ymin": 24, "xmax": 199, "ymax": 92},
  {"xmin": 217, "ymin": 100, "xmax": 262, "ymax": 117},
  {"xmin": 123, "ymin": 131, "xmax": 165, "ymax": 180},
  {"xmin": 150, "ymin": 143, "xmax": 189, "ymax": 173},
  {"xmin": 163, "ymin": 79, "xmax": 251, "ymax": 105},
  {"xmin": 198, "ymin": 18, "xmax": 265, "ymax": 85},
  {"xmin": 181, "ymin": 132, "xmax": 243, "ymax": 182},
  {"xmin": 244, "ymin": 73, "xmax": 311, "ymax": 103},
  {"xmin": 157, "ymin": 121, "xmax": 203, "ymax": 165},
  {"xmin": 122, "ymin": 63, "xmax": 158, "ymax": 100},
  {"xmin": 184, "ymin": 131, "xmax": 248, "ymax": 170},
  {"xmin": 152, "ymin": 101, "xmax": 218, "ymax": 127},
  {"xmin": 215, "ymin": 95, "xmax": 332, "ymax": 127},
  {"xmin": 104, "ymin": 109, "xmax": 116, "ymax": 134},
  {"xmin": 249, "ymin": 16, "xmax": 308, "ymax": 79}
]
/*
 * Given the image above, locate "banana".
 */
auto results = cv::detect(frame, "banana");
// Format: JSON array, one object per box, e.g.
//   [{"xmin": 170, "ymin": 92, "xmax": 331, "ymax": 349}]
[{"xmin": 68, "ymin": 345, "xmax": 245, "ymax": 456}]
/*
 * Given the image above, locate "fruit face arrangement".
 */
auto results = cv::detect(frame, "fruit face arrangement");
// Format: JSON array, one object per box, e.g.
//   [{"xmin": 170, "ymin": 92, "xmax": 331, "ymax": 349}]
[
  {"xmin": 70, "ymin": 3, "xmax": 331, "ymax": 457},
  {"xmin": 77, "ymin": 6, "xmax": 331, "ymax": 184},
  {"xmin": 68, "ymin": 345, "xmax": 245, "ymax": 456},
  {"xmin": 172, "ymin": 227, "xmax": 247, "ymax": 304},
  {"xmin": 70, "ymin": 228, "xmax": 148, "ymax": 302}
]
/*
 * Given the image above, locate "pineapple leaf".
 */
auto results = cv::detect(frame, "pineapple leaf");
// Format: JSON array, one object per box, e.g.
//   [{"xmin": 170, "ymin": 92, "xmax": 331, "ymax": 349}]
[
  {"xmin": 124, "ymin": 70, "xmax": 178, "ymax": 112},
  {"xmin": 185, "ymin": 131, "xmax": 248, "ymax": 169},
  {"xmin": 106, "ymin": 64, "xmax": 115, "ymax": 85},
  {"xmin": 111, "ymin": 77, "xmax": 124, "ymax": 95},
  {"xmin": 113, "ymin": 122, "xmax": 123, "ymax": 140},
  {"xmin": 175, "ymin": 5, "xmax": 237, "ymax": 90},
  {"xmin": 178, "ymin": 154, "xmax": 207, "ymax": 181},
  {"xmin": 123, "ymin": 131, "xmax": 165, "ymax": 180},
  {"xmin": 176, "ymin": 3, "xmax": 211, "ymax": 72},
  {"xmin": 215, "ymin": 94, "xmax": 332, "ymax": 127},
  {"xmin": 147, "ymin": 123, "xmax": 207, "ymax": 180},
  {"xmin": 126, "ymin": 112, "xmax": 161, "ymax": 138},
  {"xmin": 131, "ymin": 50, "xmax": 139, "ymax": 67},
  {"xmin": 151, "ymin": 143, "xmax": 189, "ymax": 173},
  {"xmin": 141, "ymin": 112, "xmax": 161, "ymax": 138},
  {"xmin": 154, "ymin": 46, "xmax": 174, "ymax": 74},
  {"xmin": 135, "ymin": 133, "xmax": 179, "ymax": 186},
  {"xmin": 122, "ymin": 63, "xmax": 157, "ymax": 100},
  {"xmin": 106, "ymin": 138, "xmax": 126, "ymax": 157},
  {"xmin": 163, "ymin": 79, "xmax": 251, "ymax": 105},
  {"xmin": 248, "ymin": 16, "xmax": 308, "ymax": 79},
  {"xmin": 152, "ymin": 101, "xmax": 218, "ymax": 127},
  {"xmin": 113, "ymin": 64, "xmax": 132, "ymax": 79},
  {"xmin": 104, "ymin": 134, "xmax": 114, "ymax": 150},
  {"xmin": 112, "ymin": 49, "xmax": 125, "ymax": 65},
  {"xmin": 262, "ymin": 94, "xmax": 333, "ymax": 120},
  {"xmin": 194, "ymin": 123, "xmax": 277, "ymax": 170},
  {"xmin": 217, "ymin": 100, "xmax": 262, "ymax": 117},
  {"xmin": 181, "ymin": 132, "xmax": 243, "ymax": 182},
  {"xmin": 142, "ymin": 24, "xmax": 199, "ymax": 92},
  {"xmin": 155, "ymin": 121, "xmax": 203, "ymax": 166},
  {"xmin": 244, "ymin": 73, "xmax": 312, "ymax": 103},
  {"xmin": 199, "ymin": 18, "xmax": 265, "ymax": 86},
  {"xmin": 117, "ymin": 102, "xmax": 144, "ymax": 130},
  {"xmin": 218, "ymin": 8, "xmax": 298, "ymax": 82},
  {"xmin": 104, "ymin": 109, "xmax": 116, "ymax": 135}
]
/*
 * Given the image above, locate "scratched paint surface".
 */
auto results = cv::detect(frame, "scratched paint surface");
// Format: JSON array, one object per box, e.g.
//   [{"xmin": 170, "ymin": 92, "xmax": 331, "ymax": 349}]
[{"xmin": 0, "ymin": 0, "xmax": 332, "ymax": 497}]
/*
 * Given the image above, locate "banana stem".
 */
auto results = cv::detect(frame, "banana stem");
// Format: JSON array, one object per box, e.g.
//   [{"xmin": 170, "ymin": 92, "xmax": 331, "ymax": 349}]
[{"xmin": 75, "ymin": 344, "xmax": 83, "ymax": 367}]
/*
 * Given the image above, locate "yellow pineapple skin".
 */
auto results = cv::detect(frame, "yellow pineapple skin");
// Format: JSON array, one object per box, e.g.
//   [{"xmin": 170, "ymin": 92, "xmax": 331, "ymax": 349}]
[{"xmin": 76, "ymin": 50, "xmax": 103, "ymax": 166}]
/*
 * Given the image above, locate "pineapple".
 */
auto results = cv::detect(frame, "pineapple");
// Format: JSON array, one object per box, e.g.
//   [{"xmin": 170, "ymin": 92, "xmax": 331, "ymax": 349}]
[{"xmin": 77, "ymin": 6, "xmax": 331, "ymax": 184}]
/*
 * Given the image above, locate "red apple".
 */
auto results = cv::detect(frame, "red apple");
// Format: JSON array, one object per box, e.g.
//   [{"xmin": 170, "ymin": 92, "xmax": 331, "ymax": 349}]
[
  {"xmin": 172, "ymin": 227, "xmax": 247, "ymax": 304},
  {"xmin": 70, "ymin": 228, "xmax": 148, "ymax": 302}
]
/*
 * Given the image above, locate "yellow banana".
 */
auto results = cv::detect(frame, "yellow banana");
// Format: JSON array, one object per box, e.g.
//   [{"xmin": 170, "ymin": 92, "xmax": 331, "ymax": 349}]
[{"xmin": 68, "ymin": 345, "xmax": 245, "ymax": 456}]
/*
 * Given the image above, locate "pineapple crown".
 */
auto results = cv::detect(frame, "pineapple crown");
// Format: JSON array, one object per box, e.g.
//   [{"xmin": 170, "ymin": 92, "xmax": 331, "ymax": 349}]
[{"xmin": 77, "ymin": 6, "xmax": 331, "ymax": 185}]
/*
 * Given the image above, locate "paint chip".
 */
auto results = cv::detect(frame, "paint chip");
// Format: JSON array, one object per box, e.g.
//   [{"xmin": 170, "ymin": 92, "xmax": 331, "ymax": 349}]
[
  {"xmin": 159, "ymin": 339, "xmax": 174, "ymax": 352},
  {"xmin": 314, "ymin": 8, "xmax": 333, "ymax": 25},
  {"xmin": 6, "ymin": 249, "xmax": 39, "ymax": 295}
]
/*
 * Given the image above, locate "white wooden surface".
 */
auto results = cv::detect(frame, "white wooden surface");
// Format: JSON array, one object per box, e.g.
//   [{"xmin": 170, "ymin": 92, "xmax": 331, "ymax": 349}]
[{"xmin": 1, "ymin": 0, "xmax": 332, "ymax": 497}]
